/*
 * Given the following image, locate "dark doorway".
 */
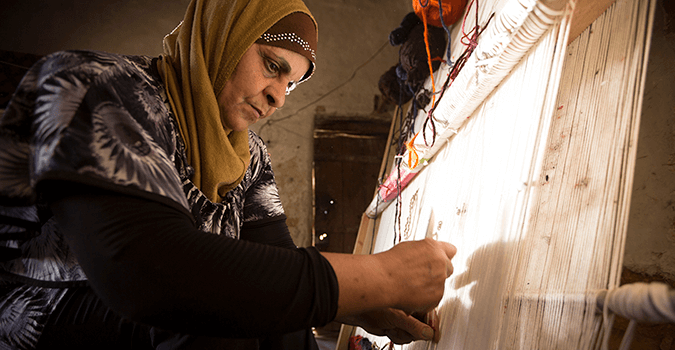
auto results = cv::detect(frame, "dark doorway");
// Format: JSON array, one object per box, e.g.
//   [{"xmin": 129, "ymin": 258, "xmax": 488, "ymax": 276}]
[{"xmin": 312, "ymin": 116, "xmax": 390, "ymax": 253}]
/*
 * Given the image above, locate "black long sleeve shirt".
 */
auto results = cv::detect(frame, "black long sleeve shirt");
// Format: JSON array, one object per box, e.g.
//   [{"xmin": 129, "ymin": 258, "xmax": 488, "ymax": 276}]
[{"xmin": 47, "ymin": 183, "xmax": 339, "ymax": 338}]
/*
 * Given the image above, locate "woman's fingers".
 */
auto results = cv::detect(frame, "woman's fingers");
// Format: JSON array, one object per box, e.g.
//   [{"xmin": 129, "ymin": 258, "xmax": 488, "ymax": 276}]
[
  {"xmin": 388, "ymin": 310, "xmax": 436, "ymax": 343},
  {"xmin": 346, "ymin": 308, "xmax": 437, "ymax": 344},
  {"xmin": 437, "ymin": 240, "xmax": 457, "ymax": 277},
  {"xmin": 326, "ymin": 238, "xmax": 457, "ymax": 321},
  {"xmin": 383, "ymin": 238, "xmax": 457, "ymax": 313}
]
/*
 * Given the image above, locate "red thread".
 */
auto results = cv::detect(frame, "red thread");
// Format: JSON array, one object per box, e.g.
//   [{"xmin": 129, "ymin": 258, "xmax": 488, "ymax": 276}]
[{"xmin": 423, "ymin": 0, "xmax": 494, "ymax": 147}]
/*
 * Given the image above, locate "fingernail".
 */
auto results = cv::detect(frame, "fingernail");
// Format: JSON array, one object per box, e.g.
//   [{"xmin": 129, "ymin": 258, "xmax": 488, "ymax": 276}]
[{"xmin": 422, "ymin": 327, "xmax": 434, "ymax": 340}]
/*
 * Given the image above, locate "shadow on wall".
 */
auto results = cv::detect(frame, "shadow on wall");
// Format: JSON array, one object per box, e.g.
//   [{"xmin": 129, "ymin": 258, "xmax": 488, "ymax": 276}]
[{"xmin": 0, "ymin": 50, "xmax": 43, "ymax": 109}]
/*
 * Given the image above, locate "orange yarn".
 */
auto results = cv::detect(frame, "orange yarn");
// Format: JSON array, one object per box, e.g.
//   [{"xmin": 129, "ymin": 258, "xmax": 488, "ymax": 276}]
[
  {"xmin": 419, "ymin": 9, "xmax": 438, "ymax": 108},
  {"xmin": 406, "ymin": 133, "xmax": 420, "ymax": 169},
  {"xmin": 413, "ymin": 0, "xmax": 467, "ymax": 28}
]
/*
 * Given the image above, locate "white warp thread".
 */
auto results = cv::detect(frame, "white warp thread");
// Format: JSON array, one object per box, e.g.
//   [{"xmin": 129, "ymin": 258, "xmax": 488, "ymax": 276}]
[
  {"xmin": 363, "ymin": 0, "xmax": 568, "ymax": 218},
  {"xmin": 353, "ymin": 0, "xmax": 658, "ymax": 348}
]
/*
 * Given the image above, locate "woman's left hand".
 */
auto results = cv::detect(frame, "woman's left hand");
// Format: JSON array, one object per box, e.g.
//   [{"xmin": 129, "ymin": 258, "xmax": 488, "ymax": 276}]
[{"xmin": 339, "ymin": 308, "xmax": 436, "ymax": 344}]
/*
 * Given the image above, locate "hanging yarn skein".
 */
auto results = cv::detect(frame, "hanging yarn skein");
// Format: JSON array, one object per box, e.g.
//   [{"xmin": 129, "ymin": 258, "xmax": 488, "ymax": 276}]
[
  {"xmin": 401, "ymin": 0, "xmax": 467, "ymax": 174},
  {"xmin": 413, "ymin": 0, "xmax": 468, "ymax": 28},
  {"xmin": 411, "ymin": 0, "xmax": 468, "ymax": 104}
]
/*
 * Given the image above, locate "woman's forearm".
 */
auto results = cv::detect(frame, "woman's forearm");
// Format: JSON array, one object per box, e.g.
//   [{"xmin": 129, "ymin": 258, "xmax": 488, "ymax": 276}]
[{"xmin": 322, "ymin": 252, "xmax": 393, "ymax": 318}]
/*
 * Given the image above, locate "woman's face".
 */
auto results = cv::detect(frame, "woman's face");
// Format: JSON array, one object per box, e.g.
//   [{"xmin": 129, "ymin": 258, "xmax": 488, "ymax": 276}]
[{"xmin": 218, "ymin": 43, "xmax": 310, "ymax": 132}]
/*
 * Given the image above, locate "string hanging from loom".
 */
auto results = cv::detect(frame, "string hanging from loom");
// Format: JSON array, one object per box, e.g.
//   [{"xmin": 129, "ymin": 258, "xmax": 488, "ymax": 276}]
[
  {"xmin": 407, "ymin": 0, "xmax": 492, "ymax": 168},
  {"xmin": 412, "ymin": 0, "xmax": 462, "ymax": 109},
  {"xmin": 389, "ymin": 0, "xmax": 466, "ymax": 172},
  {"xmin": 413, "ymin": 0, "xmax": 468, "ymax": 59},
  {"xmin": 391, "ymin": 0, "xmax": 485, "ymax": 244},
  {"xmin": 417, "ymin": 1, "xmax": 439, "ymax": 109},
  {"xmin": 423, "ymin": 0, "xmax": 494, "ymax": 148},
  {"xmin": 412, "ymin": 0, "xmax": 468, "ymax": 109}
]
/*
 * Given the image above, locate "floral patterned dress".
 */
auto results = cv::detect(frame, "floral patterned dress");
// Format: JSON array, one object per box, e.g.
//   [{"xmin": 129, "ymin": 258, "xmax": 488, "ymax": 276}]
[{"xmin": 0, "ymin": 50, "xmax": 285, "ymax": 349}]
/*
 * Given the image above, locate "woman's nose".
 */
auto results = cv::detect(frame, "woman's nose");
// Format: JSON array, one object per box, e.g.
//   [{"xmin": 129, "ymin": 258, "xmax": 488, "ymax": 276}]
[{"xmin": 265, "ymin": 81, "xmax": 286, "ymax": 108}]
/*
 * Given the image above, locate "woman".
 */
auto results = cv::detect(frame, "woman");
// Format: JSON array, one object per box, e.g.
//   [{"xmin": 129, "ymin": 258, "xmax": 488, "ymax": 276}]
[{"xmin": 0, "ymin": 0, "xmax": 456, "ymax": 348}]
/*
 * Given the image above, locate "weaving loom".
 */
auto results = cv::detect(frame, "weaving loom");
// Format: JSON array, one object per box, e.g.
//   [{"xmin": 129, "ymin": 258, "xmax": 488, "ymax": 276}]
[{"xmin": 338, "ymin": 0, "xmax": 674, "ymax": 348}]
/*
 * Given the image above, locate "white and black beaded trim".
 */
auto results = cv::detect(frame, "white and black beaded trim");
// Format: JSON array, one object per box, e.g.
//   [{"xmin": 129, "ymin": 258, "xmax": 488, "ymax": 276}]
[{"xmin": 259, "ymin": 32, "xmax": 316, "ymax": 61}]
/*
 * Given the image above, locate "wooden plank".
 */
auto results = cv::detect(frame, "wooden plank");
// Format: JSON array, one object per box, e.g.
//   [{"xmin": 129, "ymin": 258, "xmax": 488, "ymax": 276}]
[
  {"xmin": 335, "ymin": 213, "xmax": 376, "ymax": 350},
  {"xmin": 334, "ymin": 106, "xmax": 398, "ymax": 349},
  {"xmin": 335, "ymin": 324, "xmax": 355, "ymax": 350},
  {"xmin": 376, "ymin": 105, "xmax": 401, "ymax": 190},
  {"xmin": 352, "ymin": 213, "xmax": 376, "ymax": 256},
  {"xmin": 568, "ymin": 0, "xmax": 617, "ymax": 44}
]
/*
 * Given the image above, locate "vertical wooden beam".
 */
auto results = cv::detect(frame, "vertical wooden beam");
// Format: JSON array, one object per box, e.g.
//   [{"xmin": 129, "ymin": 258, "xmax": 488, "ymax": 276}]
[
  {"xmin": 335, "ymin": 213, "xmax": 378, "ymax": 350},
  {"xmin": 334, "ymin": 104, "xmax": 401, "ymax": 349}
]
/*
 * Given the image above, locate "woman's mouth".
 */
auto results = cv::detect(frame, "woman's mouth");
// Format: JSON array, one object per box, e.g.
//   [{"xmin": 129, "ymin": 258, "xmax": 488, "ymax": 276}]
[{"xmin": 249, "ymin": 104, "xmax": 263, "ymax": 119}]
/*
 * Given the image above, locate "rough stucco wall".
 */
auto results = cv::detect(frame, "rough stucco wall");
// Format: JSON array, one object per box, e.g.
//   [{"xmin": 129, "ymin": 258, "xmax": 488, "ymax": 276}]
[{"xmin": 0, "ymin": 0, "xmax": 189, "ymax": 56}]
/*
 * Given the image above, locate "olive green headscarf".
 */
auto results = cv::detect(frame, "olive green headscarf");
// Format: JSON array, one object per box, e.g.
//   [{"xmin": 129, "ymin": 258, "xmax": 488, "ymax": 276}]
[{"xmin": 158, "ymin": 0, "xmax": 317, "ymax": 202}]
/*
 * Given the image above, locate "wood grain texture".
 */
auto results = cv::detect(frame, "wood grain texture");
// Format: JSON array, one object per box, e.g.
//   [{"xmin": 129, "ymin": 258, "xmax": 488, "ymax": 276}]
[{"xmin": 569, "ymin": 0, "xmax": 617, "ymax": 44}]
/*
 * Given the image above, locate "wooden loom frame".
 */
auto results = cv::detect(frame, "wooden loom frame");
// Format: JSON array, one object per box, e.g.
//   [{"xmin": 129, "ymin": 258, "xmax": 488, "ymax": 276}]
[{"xmin": 334, "ymin": 0, "xmax": 619, "ymax": 348}]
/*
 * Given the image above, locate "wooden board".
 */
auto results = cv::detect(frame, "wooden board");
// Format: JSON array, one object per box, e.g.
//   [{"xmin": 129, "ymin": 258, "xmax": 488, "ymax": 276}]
[{"xmin": 568, "ymin": 0, "xmax": 617, "ymax": 44}]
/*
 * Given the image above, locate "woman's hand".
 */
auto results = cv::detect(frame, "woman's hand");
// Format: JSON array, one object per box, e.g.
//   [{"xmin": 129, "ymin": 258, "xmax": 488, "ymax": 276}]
[
  {"xmin": 339, "ymin": 308, "xmax": 438, "ymax": 344},
  {"xmin": 379, "ymin": 238, "xmax": 456, "ymax": 314},
  {"xmin": 324, "ymin": 238, "xmax": 456, "ymax": 319}
]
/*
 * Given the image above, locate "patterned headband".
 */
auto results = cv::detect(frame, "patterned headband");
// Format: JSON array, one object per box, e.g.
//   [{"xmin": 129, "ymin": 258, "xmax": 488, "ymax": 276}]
[{"xmin": 255, "ymin": 12, "xmax": 317, "ymax": 83}]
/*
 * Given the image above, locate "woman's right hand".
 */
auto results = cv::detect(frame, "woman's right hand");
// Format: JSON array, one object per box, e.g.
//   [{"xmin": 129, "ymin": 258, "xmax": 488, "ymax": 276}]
[
  {"xmin": 378, "ymin": 238, "xmax": 457, "ymax": 314},
  {"xmin": 325, "ymin": 237, "xmax": 457, "ymax": 320}
]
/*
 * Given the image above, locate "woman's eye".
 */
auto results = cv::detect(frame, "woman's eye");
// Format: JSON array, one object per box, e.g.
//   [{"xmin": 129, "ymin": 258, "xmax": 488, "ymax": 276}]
[{"xmin": 265, "ymin": 59, "xmax": 279, "ymax": 74}]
